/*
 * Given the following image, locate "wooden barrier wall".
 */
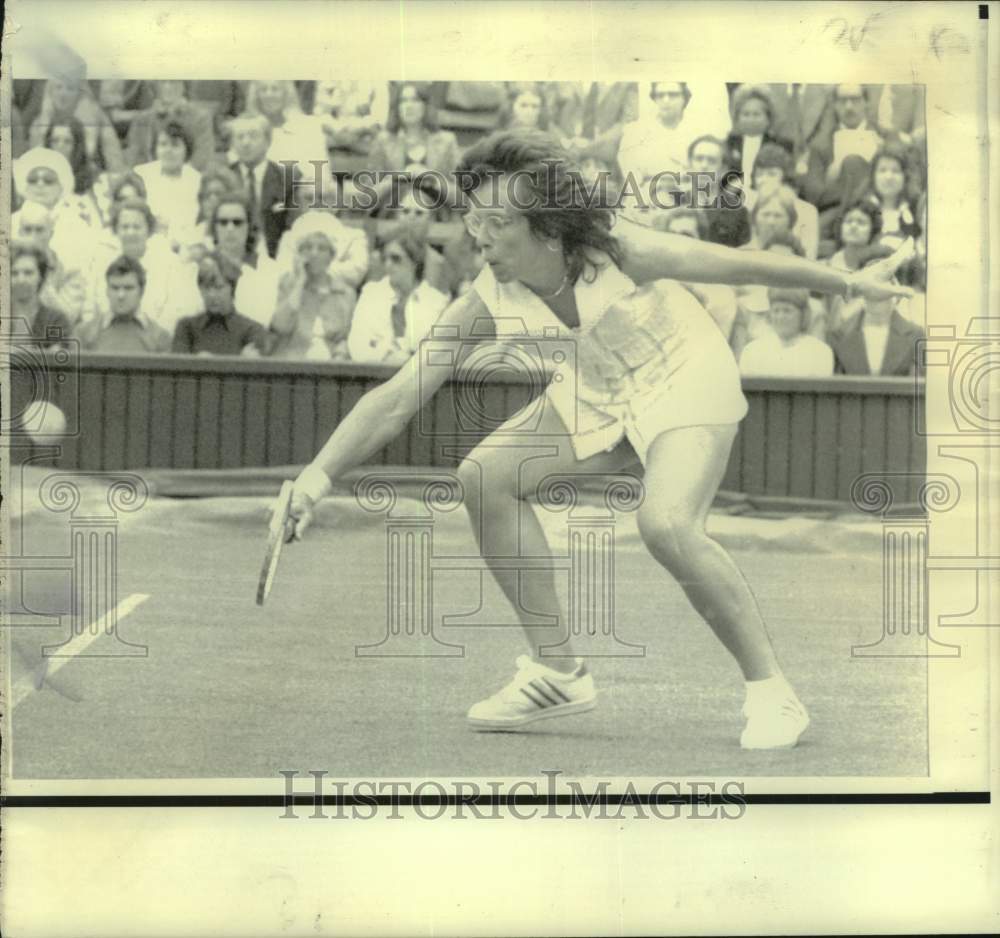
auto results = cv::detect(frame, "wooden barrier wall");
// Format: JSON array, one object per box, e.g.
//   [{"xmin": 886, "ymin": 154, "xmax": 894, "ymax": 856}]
[{"xmin": 9, "ymin": 352, "xmax": 926, "ymax": 503}]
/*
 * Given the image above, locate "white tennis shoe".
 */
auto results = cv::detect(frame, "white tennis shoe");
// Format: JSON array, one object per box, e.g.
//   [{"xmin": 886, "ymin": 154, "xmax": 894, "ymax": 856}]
[
  {"xmin": 740, "ymin": 686, "xmax": 810, "ymax": 750},
  {"xmin": 467, "ymin": 656, "xmax": 597, "ymax": 730}
]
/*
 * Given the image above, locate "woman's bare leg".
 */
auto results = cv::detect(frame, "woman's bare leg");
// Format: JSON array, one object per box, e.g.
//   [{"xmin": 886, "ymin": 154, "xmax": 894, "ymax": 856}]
[
  {"xmin": 457, "ymin": 402, "xmax": 637, "ymax": 673},
  {"xmin": 636, "ymin": 423, "xmax": 782, "ymax": 681}
]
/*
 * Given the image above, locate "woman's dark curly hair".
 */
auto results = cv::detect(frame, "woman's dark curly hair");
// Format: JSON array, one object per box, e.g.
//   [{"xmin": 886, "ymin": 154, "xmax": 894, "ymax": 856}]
[
  {"xmin": 836, "ymin": 198, "xmax": 883, "ymax": 248},
  {"xmin": 456, "ymin": 129, "xmax": 623, "ymax": 284},
  {"xmin": 44, "ymin": 117, "xmax": 92, "ymax": 194}
]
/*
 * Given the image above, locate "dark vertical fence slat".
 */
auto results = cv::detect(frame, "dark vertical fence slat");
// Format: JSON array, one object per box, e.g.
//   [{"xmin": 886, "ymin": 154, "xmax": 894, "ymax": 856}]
[
  {"xmin": 79, "ymin": 372, "xmax": 105, "ymax": 470},
  {"xmin": 195, "ymin": 375, "xmax": 222, "ymax": 469},
  {"xmin": 219, "ymin": 377, "xmax": 245, "ymax": 468},
  {"xmin": 266, "ymin": 380, "xmax": 293, "ymax": 466},
  {"xmin": 102, "ymin": 373, "xmax": 129, "ymax": 469},
  {"xmin": 431, "ymin": 383, "xmax": 460, "ymax": 468},
  {"xmin": 788, "ymin": 393, "xmax": 816, "ymax": 497},
  {"xmin": 125, "ymin": 373, "xmax": 151, "ymax": 469},
  {"xmin": 315, "ymin": 379, "xmax": 342, "ymax": 451},
  {"xmin": 291, "ymin": 380, "xmax": 317, "ymax": 465},
  {"xmin": 173, "ymin": 378, "xmax": 198, "ymax": 468},
  {"xmin": 885, "ymin": 397, "xmax": 912, "ymax": 473},
  {"xmin": 243, "ymin": 380, "xmax": 269, "ymax": 466},
  {"xmin": 148, "ymin": 375, "xmax": 175, "ymax": 467},
  {"xmin": 836, "ymin": 395, "xmax": 863, "ymax": 501},
  {"xmin": 813, "ymin": 393, "xmax": 840, "ymax": 500},
  {"xmin": 740, "ymin": 392, "xmax": 767, "ymax": 494},
  {"xmin": 861, "ymin": 394, "xmax": 889, "ymax": 476},
  {"xmin": 764, "ymin": 392, "xmax": 791, "ymax": 495}
]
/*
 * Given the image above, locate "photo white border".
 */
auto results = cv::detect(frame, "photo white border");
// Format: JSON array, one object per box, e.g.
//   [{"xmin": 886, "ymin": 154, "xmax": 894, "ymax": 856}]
[{"xmin": 2, "ymin": 1, "xmax": 997, "ymax": 934}]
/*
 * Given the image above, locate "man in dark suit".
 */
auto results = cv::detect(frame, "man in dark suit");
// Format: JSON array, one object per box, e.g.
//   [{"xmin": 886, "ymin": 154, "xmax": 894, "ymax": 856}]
[
  {"xmin": 228, "ymin": 114, "xmax": 294, "ymax": 259},
  {"xmin": 548, "ymin": 81, "xmax": 639, "ymax": 167},
  {"xmin": 828, "ymin": 243, "xmax": 924, "ymax": 376},
  {"xmin": 765, "ymin": 83, "xmax": 835, "ymax": 159}
]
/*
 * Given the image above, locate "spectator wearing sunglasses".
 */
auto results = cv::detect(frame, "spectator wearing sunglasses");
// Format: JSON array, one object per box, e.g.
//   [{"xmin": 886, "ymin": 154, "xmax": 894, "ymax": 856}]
[
  {"xmin": 12, "ymin": 147, "xmax": 97, "ymax": 295},
  {"xmin": 175, "ymin": 164, "xmax": 243, "ymax": 263},
  {"xmin": 205, "ymin": 193, "xmax": 281, "ymax": 327},
  {"xmin": 348, "ymin": 229, "xmax": 449, "ymax": 366}
]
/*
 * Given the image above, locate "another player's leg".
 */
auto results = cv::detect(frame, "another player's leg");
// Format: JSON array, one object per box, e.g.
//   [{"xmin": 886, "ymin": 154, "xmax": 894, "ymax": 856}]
[
  {"xmin": 457, "ymin": 401, "xmax": 635, "ymax": 729},
  {"xmin": 636, "ymin": 423, "xmax": 809, "ymax": 749}
]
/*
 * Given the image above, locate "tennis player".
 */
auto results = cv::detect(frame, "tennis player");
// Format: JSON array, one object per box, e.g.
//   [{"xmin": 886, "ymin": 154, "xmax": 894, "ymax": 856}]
[{"xmin": 289, "ymin": 130, "xmax": 913, "ymax": 749}]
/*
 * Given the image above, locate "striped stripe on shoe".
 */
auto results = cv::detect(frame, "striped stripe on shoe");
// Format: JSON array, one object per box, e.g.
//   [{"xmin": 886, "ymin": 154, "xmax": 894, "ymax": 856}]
[{"xmin": 468, "ymin": 656, "xmax": 597, "ymax": 730}]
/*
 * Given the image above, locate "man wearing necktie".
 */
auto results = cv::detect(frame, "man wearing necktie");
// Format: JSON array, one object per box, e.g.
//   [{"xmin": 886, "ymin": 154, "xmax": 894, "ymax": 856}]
[
  {"xmin": 228, "ymin": 114, "xmax": 294, "ymax": 259},
  {"xmin": 550, "ymin": 81, "xmax": 639, "ymax": 166}
]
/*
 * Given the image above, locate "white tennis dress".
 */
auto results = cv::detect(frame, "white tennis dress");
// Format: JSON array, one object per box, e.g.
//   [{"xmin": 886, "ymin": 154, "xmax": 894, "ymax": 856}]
[{"xmin": 471, "ymin": 252, "xmax": 748, "ymax": 465}]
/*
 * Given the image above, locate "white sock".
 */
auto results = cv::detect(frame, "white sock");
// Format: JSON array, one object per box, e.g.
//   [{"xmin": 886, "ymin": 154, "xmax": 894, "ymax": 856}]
[
  {"xmin": 744, "ymin": 674, "xmax": 794, "ymax": 702},
  {"xmin": 538, "ymin": 657, "xmax": 586, "ymax": 680}
]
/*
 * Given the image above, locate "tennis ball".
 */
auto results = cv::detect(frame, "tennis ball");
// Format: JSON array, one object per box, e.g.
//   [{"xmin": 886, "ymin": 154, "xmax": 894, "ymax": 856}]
[{"xmin": 22, "ymin": 400, "xmax": 68, "ymax": 445}]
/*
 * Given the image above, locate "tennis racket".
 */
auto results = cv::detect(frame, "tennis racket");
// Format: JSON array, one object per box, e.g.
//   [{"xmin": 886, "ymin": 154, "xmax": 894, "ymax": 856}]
[{"xmin": 256, "ymin": 480, "xmax": 296, "ymax": 606}]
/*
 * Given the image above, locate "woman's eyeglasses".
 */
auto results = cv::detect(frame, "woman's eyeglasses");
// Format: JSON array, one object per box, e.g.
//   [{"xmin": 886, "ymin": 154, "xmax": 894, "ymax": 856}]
[
  {"xmin": 27, "ymin": 171, "xmax": 59, "ymax": 186},
  {"xmin": 216, "ymin": 217, "xmax": 248, "ymax": 227},
  {"xmin": 462, "ymin": 212, "xmax": 512, "ymax": 239}
]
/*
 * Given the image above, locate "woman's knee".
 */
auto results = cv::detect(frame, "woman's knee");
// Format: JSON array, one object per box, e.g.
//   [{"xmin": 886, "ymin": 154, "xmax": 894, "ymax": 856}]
[
  {"xmin": 457, "ymin": 453, "xmax": 522, "ymax": 512},
  {"xmin": 636, "ymin": 509, "xmax": 705, "ymax": 566}
]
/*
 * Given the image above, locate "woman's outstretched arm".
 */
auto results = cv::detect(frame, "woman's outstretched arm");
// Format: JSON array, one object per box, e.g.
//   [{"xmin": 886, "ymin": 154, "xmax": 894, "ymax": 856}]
[
  {"xmin": 616, "ymin": 215, "xmax": 914, "ymax": 302},
  {"xmin": 288, "ymin": 288, "xmax": 492, "ymax": 538}
]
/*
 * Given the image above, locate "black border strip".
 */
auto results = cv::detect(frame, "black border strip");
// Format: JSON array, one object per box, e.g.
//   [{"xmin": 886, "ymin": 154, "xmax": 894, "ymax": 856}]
[{"xmin": 1, "ymin": 792, "xmax": 990, "ymax": 808}]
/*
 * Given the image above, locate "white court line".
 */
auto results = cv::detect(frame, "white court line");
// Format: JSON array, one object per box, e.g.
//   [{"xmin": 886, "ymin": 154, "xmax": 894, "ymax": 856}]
[{"xmin": 11, "ymin": 593, "xmax": 150, "ymax": 710}]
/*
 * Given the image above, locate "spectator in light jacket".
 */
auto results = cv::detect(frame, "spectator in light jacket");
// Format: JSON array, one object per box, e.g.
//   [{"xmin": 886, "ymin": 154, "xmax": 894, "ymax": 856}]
[{"xmin": 348, "ymin": 230, "xmax": 449, "ymax": 366}]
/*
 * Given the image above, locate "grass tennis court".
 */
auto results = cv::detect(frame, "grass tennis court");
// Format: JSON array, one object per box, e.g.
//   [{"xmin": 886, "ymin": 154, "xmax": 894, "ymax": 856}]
[{"xmin": 8, "ymin": 469, "xmax": 927, "ymax": 779}]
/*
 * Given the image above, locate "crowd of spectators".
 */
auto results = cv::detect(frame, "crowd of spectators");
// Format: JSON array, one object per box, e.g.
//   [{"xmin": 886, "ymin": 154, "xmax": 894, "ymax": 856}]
[{"xmin": 9, "ymin": 75, "xmax": 928, "ymax": 377}]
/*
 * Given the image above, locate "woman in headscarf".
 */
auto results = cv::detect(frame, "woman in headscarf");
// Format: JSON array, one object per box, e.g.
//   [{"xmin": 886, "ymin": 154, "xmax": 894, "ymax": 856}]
[
  {"xmin": 12, "ymin": 147, "xmax": 95, "ymax": 278},
  {"xmin": 269, "ymin": 211, "xmax": 367, "ymax": 359}
]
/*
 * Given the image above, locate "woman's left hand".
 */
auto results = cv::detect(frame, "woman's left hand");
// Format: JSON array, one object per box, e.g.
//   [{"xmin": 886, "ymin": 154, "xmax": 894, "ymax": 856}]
[{"xmin": 846, "ymin": 239, "xmax": 916, "ymax": 302}]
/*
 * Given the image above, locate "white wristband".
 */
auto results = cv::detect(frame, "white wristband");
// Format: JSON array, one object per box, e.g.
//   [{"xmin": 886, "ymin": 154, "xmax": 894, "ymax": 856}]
[{"xmin": 296, "ymin": 463, "xmax": 333, "ymax": 503}]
